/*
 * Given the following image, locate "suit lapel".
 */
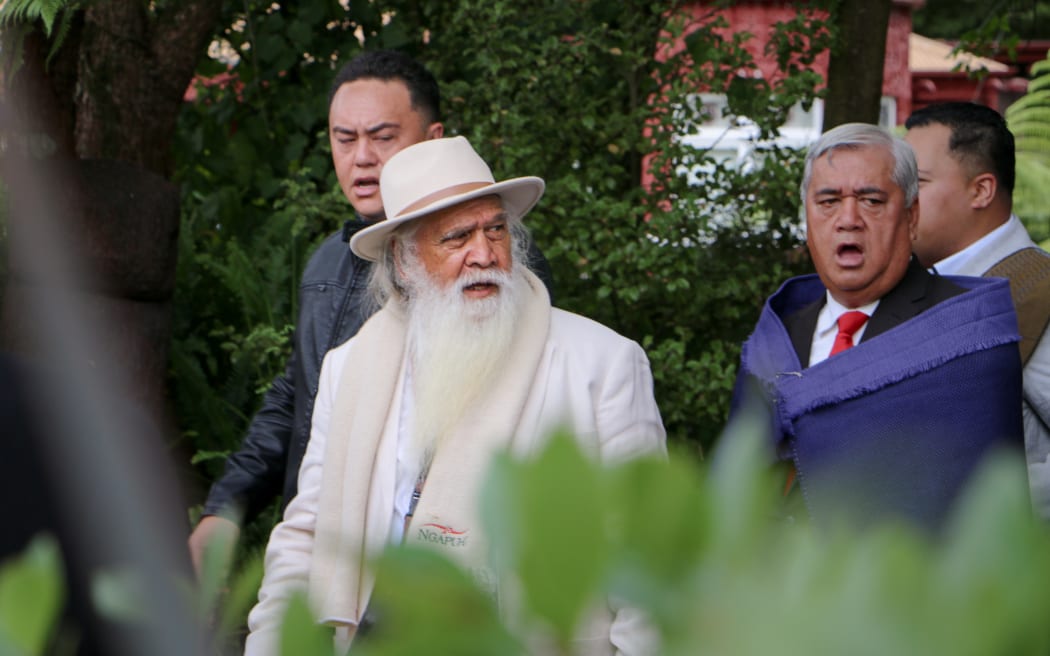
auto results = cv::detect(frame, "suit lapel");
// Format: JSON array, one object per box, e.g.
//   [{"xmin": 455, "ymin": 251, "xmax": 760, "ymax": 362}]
[
  {"xmin": 785, "ymin": 298, "xmax": 823, "ymax": 367},
  {"xmin": 784, "ymin": 258, "xmax": 946, "ymax": 362},
  {"xmin": 862, "ymin": 258, "xmax": 933, "ymax": 342}
]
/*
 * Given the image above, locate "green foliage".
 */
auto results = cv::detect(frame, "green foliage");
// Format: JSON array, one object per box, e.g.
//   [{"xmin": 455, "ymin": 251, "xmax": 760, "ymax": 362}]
[
  {"xmin": 484, "ymin": 431, "xmax": 609, "ymax": 647},
  {"xmin": 358, "ymin": 550, "xmax": 520, "ymax": 655},
  {"xmin": 313, "ymin": 425, "xmax": 1050, "ymax": 656},
  {"xmin": 0, "ymin": 0, "xmax": 74, "ymax": 32},
  {"xmin": 379, "ymin": 0, "xmax": 820, "ymax": 450},
  {"xmin": 913, "ymin": 0, "xmax": 1050, "ymax": 42},
  {"xmin": 0, "ymin": 535, "xmax": 64, "ymax": 655},
  {"xmin": 192, "ymin": 513, "xmax": 263, "ymax": 639},
  {"xmin": 0, "ymin": 0, "xmax": 83, "ymax": 74},
  {"xmin": 171, "ymin": 1, "xmax": 825, "ymax": 523},
  {"xmin": 170, "ymin": 172, "xmax": 345, "ymax": 479},
  {"xmin": 278, "ymin": 593, "xmax": 335, "ymax": 656},
  {"xmin": 186, "ymin": 509, "xmax": 266, "ymax": 654},
  {"xmin": 172, "ymin": 3, "xmax": 373, "ymax": 495},
  {"xmin": 171, "ymin": 1, "xmax": 825, "ymax": 640},
  {"xmin": 8, "ymin": 428, "xmax": 1050, "ymax": 654},
  {"xmin": 1008, "ymin": 55, "xmax": 1050, "ymax": 153},
  {"xmin": 1008, "ymin": 50, "xmax": 1050, "ymax": 241}
]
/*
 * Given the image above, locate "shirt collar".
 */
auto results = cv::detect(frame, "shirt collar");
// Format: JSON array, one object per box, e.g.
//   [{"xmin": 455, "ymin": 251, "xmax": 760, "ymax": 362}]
[
  {"xmin": 816, "ymin": 292, "xmax": 880, "ymax": 337},
  {"xmin": 931, "ymin": 214, "xmax": 1020, "ymax": 276}
]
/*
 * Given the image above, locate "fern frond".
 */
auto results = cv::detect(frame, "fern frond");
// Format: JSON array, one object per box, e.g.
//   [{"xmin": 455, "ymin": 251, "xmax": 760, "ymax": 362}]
[
  {"xmin": 44, "ymin": 9, "xmax": 75, "ymax": 66},
  {"xmin": 1011, "ymin": 117, "xmax": 1050, "ymax": 132},
  {"xmin": 1015, "ymin": 153, "xmax": 1050, "ymax": 240},
  {"xmin": 1007, "ymin": 50, "xmax": 1050, "ymax": 167},
  {"xmin": 0, "ymin": 0, "xmax": 36, "ymax": 25},
  {"xmin": 1016, "ymin": 138, "xmax": 1050, "ymax": 158},
  {"xmin": 38, "ymin": 0, "xmax": 62, "ymax": 34},
  {"xmin": 0, "ymin": 0, "xmax": 84, "ymax": 78},
  {"xmin": 1024, "ymin": 74, "xmax": 1050, "ymax": 95},
  {"xmin": 1005, "ymin": 91, "xmax": 1050, "ymax": 119},
  {"xmin": 0, "ymin": 0, "xmax": 75, "ymax": 35},
  {"xmin": 1030, "ymin": 53, "xmax": 1050, "ymax": 77},
  {"xmin": 1008, "ymin": 107, "xmax": 1050, "ymax": 125}
]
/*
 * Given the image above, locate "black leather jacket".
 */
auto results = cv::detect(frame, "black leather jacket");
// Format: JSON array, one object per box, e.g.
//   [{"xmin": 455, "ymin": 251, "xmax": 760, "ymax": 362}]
[{"xmin": 202, "ymin": 219, "xmax": 554, "ymax": 521}]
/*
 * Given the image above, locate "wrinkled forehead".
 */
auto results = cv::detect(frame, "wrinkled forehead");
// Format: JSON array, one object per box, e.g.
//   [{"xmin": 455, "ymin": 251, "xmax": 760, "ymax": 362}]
[{"xmin": 810, "ymin": 145, "xmax": 896, "ymax": 188}]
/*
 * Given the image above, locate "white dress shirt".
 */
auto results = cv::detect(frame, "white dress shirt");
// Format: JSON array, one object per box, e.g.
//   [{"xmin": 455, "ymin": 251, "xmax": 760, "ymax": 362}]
[{"xmin": 808, "ymin": 292, "xmax": 880, "ymax": 366}]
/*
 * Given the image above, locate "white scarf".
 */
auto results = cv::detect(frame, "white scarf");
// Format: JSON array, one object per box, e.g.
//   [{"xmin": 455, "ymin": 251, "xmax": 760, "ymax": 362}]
[{"xmin": 308, "ymin": 269, "xmax": 552, "ymax": 624}]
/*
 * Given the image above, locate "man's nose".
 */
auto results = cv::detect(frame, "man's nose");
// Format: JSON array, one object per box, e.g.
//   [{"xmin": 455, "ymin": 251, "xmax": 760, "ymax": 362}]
[
  {"xmin": 464, "ymin": 233, "xmax": 497, "ymax": 267},
  {"xmin": 354, "ymin": 139, "xmax": 378, "ymax": 166},
  {"xmin": 835, "ymin": 197, "xmax": 863, "ymax": 229}
]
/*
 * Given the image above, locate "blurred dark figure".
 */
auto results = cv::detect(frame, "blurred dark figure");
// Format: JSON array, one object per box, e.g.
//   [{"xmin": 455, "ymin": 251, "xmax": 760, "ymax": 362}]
[
  {"xmin": 1, "ymin": 353, "xmax": 114, "ymax": 654},
  {"xmin": 0, "ymin": 92, "xmax": 202, "ymax": 651},
  {"xmin": 1, "ymin": 352, "xmax": 198, "ymax": 655}
]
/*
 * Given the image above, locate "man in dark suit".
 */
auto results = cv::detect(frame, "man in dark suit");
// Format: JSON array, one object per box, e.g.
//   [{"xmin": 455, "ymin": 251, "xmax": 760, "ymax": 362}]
[
  {"xmin": 784, "ymin": 257, "xmax": 964, "ymax": 366},
  {"xmin": 785, "ymin": 122, "xmax": 965, "ymax": 367},
  {"xmin": 732, "ymin": 123, "xmax": 1023, "ymax": 530}
]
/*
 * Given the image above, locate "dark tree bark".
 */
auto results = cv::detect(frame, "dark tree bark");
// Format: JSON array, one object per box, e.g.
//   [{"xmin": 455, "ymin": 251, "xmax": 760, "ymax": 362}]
[
  {"xmin": 2, "ymin": 0, "xmax": 223, "ymax": 429},
  {"xmin": 822, "ymin": 0, "xmax": 893, "ymax": 130},
  {"xmin": 0, "ymin": 4, "xmax": 226, "ymax": 650},
  {"xmin": 74, "ymin": 1, "xmax": 222, "ymax": 175}
]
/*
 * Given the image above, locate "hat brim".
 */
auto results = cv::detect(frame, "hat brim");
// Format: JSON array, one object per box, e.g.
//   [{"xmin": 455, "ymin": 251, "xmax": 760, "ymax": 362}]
[{"xmin": 349, "ymin": 176, "xmax": 545, "ymax": 261}]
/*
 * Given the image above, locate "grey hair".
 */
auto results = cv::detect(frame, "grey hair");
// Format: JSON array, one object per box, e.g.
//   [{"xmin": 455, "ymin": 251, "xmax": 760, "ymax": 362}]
[
  {"xmin": 366, "ymin": 215, "xmax": 532, "ymax": 310},
  {"xmin": 800, "ymin": 122, "xmax": 919, "ymax": 208}
]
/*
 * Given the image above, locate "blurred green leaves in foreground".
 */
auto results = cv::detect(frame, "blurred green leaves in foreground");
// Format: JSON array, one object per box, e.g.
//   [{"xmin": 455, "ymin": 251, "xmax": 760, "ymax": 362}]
[
  {"xmin": 277, "ymin": 414, "xmax": 1050, "ymax": 656},
  {"xmin": 6, "ymin": 414, "xmax": 1050, "ymax": 655},
  {"xmin": 0, "ymin": 536, "xmax": 63, "ymax": 655}
]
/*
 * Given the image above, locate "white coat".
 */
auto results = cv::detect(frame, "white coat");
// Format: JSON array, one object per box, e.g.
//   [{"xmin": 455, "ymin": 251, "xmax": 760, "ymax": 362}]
[{"xmin": 245, "ymin": 272, "xmax": 666, "ymax": 655}]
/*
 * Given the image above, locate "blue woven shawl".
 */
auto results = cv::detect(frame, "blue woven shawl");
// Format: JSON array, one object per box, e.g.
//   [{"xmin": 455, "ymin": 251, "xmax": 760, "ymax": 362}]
[{"xmin": 737, "ymin": 273, "xmax": 1023, "ymax": 529}]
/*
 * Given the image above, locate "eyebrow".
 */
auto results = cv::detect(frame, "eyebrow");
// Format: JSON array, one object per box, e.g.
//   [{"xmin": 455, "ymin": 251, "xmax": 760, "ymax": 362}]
[
  {"xmin": 815, "ymin": 186, "xmax": 888, "ymax": 197},
  {"xmin": 331, "ymin": 121, "xmax": 400, "ymax": 136},
  {"xmin": 438, "ymin": 213, "xmax": 510, "ymax": 241}
]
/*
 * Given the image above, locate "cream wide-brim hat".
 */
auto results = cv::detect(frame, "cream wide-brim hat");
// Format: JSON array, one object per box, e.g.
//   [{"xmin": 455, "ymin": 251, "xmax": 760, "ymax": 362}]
[{"xmin": 349, "ymin": 136, "xmax": 546, "ymax": 262}]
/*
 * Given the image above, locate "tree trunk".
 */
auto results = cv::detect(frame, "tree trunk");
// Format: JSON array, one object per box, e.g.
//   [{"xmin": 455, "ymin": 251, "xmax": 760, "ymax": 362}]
[
  {"xmin": 822, "ymin": 0, "xmax": 892, "ymax": 130},
  {"xmin": 2, "ymin": 0, "xmax": 221, "ymax": 429}
]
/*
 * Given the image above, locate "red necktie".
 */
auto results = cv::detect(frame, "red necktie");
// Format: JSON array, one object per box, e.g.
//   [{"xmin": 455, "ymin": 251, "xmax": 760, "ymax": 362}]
[{"xmin": 830, "ymin": 311, "xmax": 869, "ymax": 356}]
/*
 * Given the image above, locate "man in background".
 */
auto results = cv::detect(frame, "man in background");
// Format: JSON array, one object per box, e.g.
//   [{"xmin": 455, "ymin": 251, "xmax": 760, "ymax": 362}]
[
  {"xmin": 905, "ymin": 101, "xmax": 1050, "ymax": 517},
  {"xmin": 188, "ymin": 51, "xmax": 553, "ymax": 570}
]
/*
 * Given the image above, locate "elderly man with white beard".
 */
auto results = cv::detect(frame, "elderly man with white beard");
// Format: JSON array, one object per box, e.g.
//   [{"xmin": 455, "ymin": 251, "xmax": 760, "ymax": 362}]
[{"xmin": 244, "ymin": 136, "xmax": 667, "ymax": 655}]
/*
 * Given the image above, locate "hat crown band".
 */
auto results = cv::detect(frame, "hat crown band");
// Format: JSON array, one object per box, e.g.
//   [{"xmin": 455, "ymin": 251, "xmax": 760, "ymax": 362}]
[{"xmin": 396, "ymin": 181, "xmax": 494, "ymax": 217}]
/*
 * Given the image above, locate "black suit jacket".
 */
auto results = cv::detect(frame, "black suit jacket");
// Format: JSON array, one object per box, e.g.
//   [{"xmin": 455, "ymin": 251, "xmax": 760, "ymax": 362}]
[{"xmin": 785, "ymin": 257, "xmax": 967, "ymax": 366}]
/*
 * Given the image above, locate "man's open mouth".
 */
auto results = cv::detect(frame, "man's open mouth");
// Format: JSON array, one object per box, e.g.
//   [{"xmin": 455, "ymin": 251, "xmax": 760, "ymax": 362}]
[{"xmin": 836, "ymin": 243, "xmax": 864, "ymax": 265}]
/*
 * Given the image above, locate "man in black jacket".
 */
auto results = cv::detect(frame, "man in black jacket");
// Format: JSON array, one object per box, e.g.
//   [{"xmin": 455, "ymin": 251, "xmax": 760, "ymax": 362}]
[{"xmin": 187, "ymin": 51, "xmax": 553, "ymax": 571}]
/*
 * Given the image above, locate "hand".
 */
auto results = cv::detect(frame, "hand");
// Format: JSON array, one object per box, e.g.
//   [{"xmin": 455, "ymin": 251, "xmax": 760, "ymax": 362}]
[{"xmin": 188, "ymin": 515, "xmax": 240, "ymax": 579}]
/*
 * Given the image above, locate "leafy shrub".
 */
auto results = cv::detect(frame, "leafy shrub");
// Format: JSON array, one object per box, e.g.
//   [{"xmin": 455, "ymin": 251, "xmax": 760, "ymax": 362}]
[
  {"xmin": 1008, "ymin": 49, "xmax": 1050, "ymax": 243},
  {"xmin": 0, "ymin": 536, "xmax": 63, "ymax": 655},
  {"xmin": 7, "ymin": 420, "xmax": 1047, "ymax": 654},
  {"xmin": 265, "ymin": 420, "xmax": 1050, "ymax": 656}
]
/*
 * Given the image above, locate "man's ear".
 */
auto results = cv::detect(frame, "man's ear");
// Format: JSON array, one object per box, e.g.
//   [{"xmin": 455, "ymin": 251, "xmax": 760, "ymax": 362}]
[
  {"xmin": 427, "ymin": 122, "xmax": 445, "ymax": 139},
  {"xmin": 970, "ymin": 172, "xmax": 997, "ymax": 210}
]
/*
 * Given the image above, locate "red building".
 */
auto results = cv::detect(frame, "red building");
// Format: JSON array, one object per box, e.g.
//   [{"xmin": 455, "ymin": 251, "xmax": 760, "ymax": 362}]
[
  {"xmin": 676, "ymin": 0, "xmax": 1031, "ymax": 129},
  {"xmin": 910, "ymin": 33, "xmax": 1030, "ymax": 114}
]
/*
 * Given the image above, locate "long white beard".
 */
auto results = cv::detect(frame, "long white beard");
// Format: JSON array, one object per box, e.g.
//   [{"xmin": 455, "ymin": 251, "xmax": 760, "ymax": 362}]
[{"xmin": 402, "ymin": 262, "xmax": 528, "ymax": 478}]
